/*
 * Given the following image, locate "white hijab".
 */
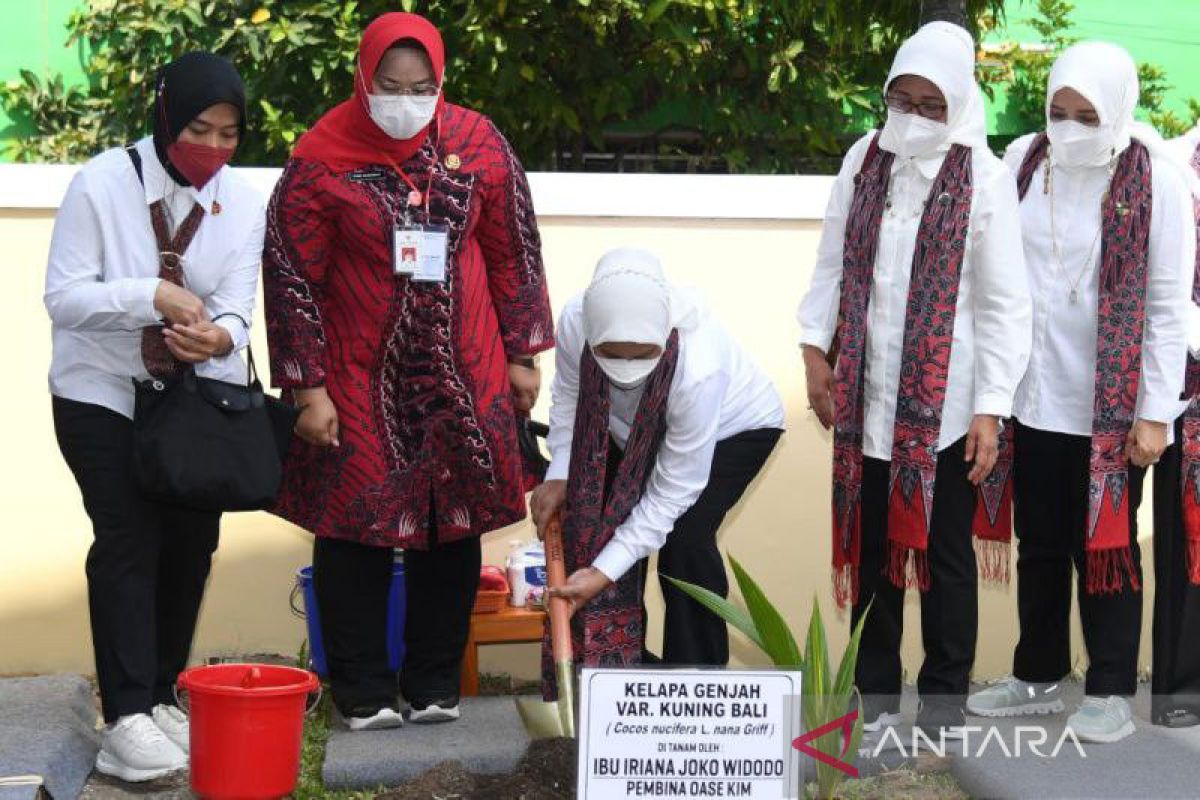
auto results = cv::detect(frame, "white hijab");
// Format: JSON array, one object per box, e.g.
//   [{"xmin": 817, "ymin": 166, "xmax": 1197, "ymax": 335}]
[
  {"xmin": 1045, "ymin": 41, "xmax": 1195, "ymax": 189},
  {"xmin": 582, "ymin": 248, "xmax": 701, "ymax": 388},
  {"xmin": 878, "ymin": 21, "xmax": 988, "ymax": 159}
]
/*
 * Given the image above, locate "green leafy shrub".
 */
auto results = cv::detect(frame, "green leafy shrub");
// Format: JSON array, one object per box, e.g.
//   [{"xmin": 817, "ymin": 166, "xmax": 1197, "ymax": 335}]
[
  {"xmin": 2, "ymin": 0, "xmax": 1004, "ymax": 170},
  {"xmin": 667, "ymin": 556, "xmax": 868, "ymax": 800}
]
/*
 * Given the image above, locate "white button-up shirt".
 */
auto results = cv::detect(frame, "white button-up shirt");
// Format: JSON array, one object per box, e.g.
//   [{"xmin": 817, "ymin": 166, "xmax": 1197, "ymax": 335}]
[
  {"xmin": 798, "ymin": 132, "xmax": 1033, "ymax": 461},
  {"xmin": 546, "ymin": 294, "xmax": 785, "ymax": 582},
  {"xmin": 1006, "ymin": 134, "xmax": 1195, "ymax": 435},
  {"xmin": 45, "ymin": 136, "xmax": 265, "ymax": 419}
]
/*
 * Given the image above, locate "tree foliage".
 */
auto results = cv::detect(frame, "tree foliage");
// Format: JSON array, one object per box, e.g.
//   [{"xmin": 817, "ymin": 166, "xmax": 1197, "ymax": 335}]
[
  {"xmin": 2, "ymin": 0, "xmax": 1004, "ymax": 171},
  {"xmin": 978, "ymin": 0, "xmax": 1200, "ymax": 143}
]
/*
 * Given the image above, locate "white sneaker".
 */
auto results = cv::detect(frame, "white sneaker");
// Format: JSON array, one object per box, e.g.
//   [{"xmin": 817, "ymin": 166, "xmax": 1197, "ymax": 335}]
[
  {"xmin": 95, "ymin": 713, "xmax": 188, "ymax": 782},
  {"xmin": 151, "ymin": 704, "xmax": 189, "ymax": 754},
  {"xmin": 347, "ymin": 707, "xmax": 404, "ymax": 731},
  {"xmin": 862, "ymin": 709, "xmax": 903, "ymax": 733},
  {"xmin": 1068, "ymin": 695, "xmax": 1136, "ymax": 744},
  {"xmin": 967, "ymin": 677, "xmax": 1065, "ymax": 718},
  {"xmin": 405, "ymin": 698, "xmax": 461, "ymax": 724}
]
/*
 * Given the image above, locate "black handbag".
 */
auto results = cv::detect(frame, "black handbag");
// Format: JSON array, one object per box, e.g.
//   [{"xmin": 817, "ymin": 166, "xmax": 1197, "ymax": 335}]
[{"xmin": 133, "ymin": 346, "xmax": 299, "ymax": 512}]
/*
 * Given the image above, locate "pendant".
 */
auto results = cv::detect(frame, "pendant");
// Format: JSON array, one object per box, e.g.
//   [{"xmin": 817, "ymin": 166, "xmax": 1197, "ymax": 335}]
[
  {"xmin": 408, "ymin": 190, "xmax": 423, "ymax": 207},
  {"xmin": 1069, "ymin": 289, "xmax": 1078, "ymax": 304}
]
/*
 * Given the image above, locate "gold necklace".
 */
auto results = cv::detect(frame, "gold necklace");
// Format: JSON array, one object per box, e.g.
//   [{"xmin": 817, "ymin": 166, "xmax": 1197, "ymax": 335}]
[{"xmin": 1045, "ymin": 147, "xmax": 1117, "ymax": 304}]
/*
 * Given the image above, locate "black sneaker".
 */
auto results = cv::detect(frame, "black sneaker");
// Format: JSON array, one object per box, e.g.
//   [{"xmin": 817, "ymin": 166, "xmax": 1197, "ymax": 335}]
[
  {"xmin": 1155, "ymin": 708, "xmax": 1200, "ymax": 728},
  {"xmin": 405, "ymin": 696, "xmax": 461, "ymax": 724}
]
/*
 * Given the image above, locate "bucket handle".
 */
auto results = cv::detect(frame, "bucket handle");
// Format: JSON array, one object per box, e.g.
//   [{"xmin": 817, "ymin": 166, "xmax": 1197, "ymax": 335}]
[
  {"xmin": 174, "ymin": 679, "xmax": 324, "ymax": 716},
  {"xmin": 289, "ymin": 580, "xmax": 307, "ymax": 620}
]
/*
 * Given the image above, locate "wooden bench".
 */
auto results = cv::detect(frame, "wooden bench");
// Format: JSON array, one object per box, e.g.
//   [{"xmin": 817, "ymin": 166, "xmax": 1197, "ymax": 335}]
[{"xmin": 459, "ymin": 605, "xmax": 547, "ymax": 697}]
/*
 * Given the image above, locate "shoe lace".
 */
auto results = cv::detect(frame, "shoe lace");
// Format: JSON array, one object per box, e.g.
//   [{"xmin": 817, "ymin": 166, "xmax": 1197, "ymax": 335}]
[
  {"xmin": 156, "ymin": 704, "xmax": 187, "ymax": 724},
  {"xmin": 1080, "ymin": 696, "xmax": 1120, "ymax": 719},
  {"xmin": 126, "ymin": 713, "xmax": 171, "ymax": 745}
]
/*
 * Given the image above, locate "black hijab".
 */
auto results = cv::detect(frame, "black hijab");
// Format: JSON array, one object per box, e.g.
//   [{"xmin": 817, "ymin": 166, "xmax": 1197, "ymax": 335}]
[{"xmin": 152, "ymin": 52, "xmax": 247, "ymax": 187}]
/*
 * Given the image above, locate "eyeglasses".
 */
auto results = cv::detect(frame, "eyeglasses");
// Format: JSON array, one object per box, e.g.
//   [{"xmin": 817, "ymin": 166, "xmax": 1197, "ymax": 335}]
[
  {"xmin": 377, "ymin": 83, "xmax": 440, "ymax": 97},
  {"xmin": 884, "ymin": 93, "xmax": 947, "ymax": 120}
]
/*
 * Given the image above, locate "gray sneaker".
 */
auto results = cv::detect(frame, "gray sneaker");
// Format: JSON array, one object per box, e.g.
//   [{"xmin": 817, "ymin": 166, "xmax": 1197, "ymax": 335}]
[
  {"xmin": 967, "ymin": 677, "xmax": 1065, "ymax": 718},
  {"xmin": 1067, "ymin": 695, "xmax": 1135, "ymax": 744}
]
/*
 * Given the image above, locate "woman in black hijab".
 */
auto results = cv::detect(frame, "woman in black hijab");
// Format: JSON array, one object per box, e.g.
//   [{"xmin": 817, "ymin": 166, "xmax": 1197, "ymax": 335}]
[{"xmin": 44, "ymin": 52, "xmax": 265, "ymax": 783}]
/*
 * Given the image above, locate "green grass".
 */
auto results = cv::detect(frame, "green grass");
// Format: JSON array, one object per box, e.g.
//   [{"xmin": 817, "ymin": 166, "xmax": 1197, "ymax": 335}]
[
  {"xmin": 816, "ymin": 768, "xmax": 967, "ymax": 800},
  {"xmin": 292, "ymin": 687, "xmax": 382, "ymax": 800}
]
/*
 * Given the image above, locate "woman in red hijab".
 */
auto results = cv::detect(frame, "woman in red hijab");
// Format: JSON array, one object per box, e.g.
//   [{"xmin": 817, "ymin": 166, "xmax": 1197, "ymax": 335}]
[{"xmin": 264, "ymin": 12, "xmax": 553, "ymax": 729}]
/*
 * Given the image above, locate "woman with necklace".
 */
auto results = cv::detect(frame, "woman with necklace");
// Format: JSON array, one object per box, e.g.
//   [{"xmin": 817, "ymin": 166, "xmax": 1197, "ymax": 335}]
[{"xmin": 966, "ymin": 42, "xmax": 1195, "ymax": 744}]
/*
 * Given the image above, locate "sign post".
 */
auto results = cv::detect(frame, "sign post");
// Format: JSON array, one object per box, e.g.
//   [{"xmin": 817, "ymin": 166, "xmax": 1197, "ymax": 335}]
[{"xmin": 577, "ymin": 668, "xmax": 804, "ymax": 799}]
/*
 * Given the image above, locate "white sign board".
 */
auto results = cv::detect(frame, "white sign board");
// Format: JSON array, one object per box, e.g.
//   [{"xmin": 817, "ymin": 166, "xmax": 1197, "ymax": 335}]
[{"xmin": 577, "ymin": 668, "xmax": 804, "ymax": 799}]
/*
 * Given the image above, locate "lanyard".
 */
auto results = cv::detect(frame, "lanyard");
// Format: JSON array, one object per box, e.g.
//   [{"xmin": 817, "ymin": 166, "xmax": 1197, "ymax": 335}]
[{"xmin": 379, "ymin": 113, "xmax": 442, "ymax": 220}]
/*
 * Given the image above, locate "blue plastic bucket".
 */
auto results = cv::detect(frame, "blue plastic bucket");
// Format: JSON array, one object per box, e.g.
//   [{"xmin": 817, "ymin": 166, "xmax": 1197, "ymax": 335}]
[{"xmin": 290, "ymin": 562, "xmax": 406, "ymax": 677}]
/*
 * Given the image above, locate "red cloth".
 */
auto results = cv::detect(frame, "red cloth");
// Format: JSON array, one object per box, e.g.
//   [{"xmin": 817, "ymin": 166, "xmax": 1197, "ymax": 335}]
[
  {"xmin": 264, "ymin": 103, "xmax": 554, "ymax": 548},
  {"xmin": 292, "ymin": 12, "xmax": 446, "ymax": 173},
  {"xmin": 1182, "ymin": 140, "xmax": 1200, "ymax": 584},
  {"xmin": 829, "ymin": 135, "xmax": 982, "ymax": 608}
]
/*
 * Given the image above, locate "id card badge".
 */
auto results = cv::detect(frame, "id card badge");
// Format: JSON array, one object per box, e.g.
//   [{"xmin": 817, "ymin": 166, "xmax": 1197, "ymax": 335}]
[
  {"xmin": 412, "ymin": 224, "xmax": 449, "ymax": 283},
  {"xmin": 393, "ymin": 226, "xmax": 420, "ymax": 276}
]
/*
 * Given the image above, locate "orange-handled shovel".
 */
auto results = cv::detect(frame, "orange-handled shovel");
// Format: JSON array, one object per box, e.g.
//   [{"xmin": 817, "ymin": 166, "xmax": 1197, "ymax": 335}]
[{"xmin": 516, "ymin": 512, "xmax": 576, "ymax": 739}]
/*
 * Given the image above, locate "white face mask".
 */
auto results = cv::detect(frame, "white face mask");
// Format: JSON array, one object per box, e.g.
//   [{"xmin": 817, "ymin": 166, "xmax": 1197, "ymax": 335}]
[
  {"xmin": 1047, "ymin": 119, "xmax": 1115, "ymax": 168},
  {"xmin": 368, "ymin": 93, "xmax": 438, "ymax": 140},
  {"xmin": 594, "ymin": 354, "xmax": 660, "ymax": 390},
  {"xmin": 879, "ymin": 109, "xmax": 947, "ymax": 160}
]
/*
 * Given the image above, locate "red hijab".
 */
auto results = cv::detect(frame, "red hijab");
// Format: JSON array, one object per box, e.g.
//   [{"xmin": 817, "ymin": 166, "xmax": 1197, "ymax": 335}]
[{"xmin": 292, "ymin": 12, "xmax": 445, "ymax": 172}]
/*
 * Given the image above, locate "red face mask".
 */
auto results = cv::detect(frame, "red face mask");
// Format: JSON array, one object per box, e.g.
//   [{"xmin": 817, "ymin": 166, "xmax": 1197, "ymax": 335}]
[{"xmin": 166, "ymin": 141, "xmax": 234, "ymax": 189}]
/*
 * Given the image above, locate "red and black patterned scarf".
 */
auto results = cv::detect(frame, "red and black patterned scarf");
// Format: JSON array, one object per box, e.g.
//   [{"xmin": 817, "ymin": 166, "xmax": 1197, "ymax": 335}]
[
  {"xmin": 1180, "ymin": 140, "xmax": 1200, "ymax": 583},
  {"xmin": 1016, "ymin": 132, "xmax": 1153, "ymax": 594},
  {"xmin": 542, "ymin": 331, "xmax": 680, "ymax": 700},
  {"xmin": 832, "ymin": 136, "xmax": 1010, "ymax": 608}
]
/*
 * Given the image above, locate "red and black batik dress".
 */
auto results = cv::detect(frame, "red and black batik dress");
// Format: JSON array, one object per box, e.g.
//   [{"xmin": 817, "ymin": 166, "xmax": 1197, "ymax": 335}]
[{"xmin": 264, "ymin": 104, "xmax": 553, "ymax": 549}]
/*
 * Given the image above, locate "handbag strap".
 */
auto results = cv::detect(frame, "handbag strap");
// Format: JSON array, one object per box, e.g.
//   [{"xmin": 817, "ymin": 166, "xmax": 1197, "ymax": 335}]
[
  {"xmin": 212, "ymin": 312, "xmax": 261, "ymax": 387},
  {"xmin": 126, "ymin": 144, "xmax": 144, "ymax": 186}
]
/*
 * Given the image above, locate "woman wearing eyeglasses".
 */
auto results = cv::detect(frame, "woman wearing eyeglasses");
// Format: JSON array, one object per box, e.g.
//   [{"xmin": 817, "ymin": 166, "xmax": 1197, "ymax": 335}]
[
  {"xmin": 798, "ymin": 22, "xmax": 1031, "ymax": 737},
  {"xmin": 966, "ymin": 42, "xmax": 1194, "ymax": 744},
  {"xmin": 263, "ymin": 12, "xmax": 553, "ymax": 729}
]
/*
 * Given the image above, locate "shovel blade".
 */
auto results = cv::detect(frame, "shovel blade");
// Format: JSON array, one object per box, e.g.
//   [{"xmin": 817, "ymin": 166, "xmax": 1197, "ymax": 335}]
[{"xmin": 517, "ymin": 695, "xmax": 568, "ymax": 739}]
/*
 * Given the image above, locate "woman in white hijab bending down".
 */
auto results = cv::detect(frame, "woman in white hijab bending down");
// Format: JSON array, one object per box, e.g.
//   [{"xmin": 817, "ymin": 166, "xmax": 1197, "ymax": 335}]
[
  {"xmin": 798, "ymin": 22, "xmax": 1032, "ymax": 738},
  {"xmin": 967, "ymin": 42, "xmax": 1195, "ymax": 744},
  {"xmin": 529, "ymin": 248, "xmax": 783, "ymax": 673}
]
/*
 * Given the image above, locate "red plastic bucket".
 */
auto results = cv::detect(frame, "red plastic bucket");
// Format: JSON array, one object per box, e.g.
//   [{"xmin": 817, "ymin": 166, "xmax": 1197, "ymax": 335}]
[{"xmin": 178, "ymin": 663, "xmax": 320, "ymax": 799}]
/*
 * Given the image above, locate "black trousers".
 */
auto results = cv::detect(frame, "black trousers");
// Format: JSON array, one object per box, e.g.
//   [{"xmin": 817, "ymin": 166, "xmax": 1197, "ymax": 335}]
[
  {"xmin": 654, "ymin": 428, "xmax": 782, "ymax": 666},
  {"xmin": 1152, "ymin": 417, "xmax": 1200, "ymax": 718},
  {"xmin": 314, "ymin": 527, "xmax": 481, "ymax": 718},
  {"xmin": 1012, "ymin": 421, "xmax": 1144, "ymax": 697},
  {"xmin": 852, "ymin": 437, "xmax": 978, "ymax": 711},
  {"xmin": 53, "ymin": 396, "xmax": 220, "ymax": 724}
]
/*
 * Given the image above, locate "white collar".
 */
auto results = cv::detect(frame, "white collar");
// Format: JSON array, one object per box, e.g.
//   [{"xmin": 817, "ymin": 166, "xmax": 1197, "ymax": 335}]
[
  {"xmin": 134, "ymin": 136, "xmax": 219, "ymax": 214},
  {"xmin": 889, "ymin": 147, "xmax": 949, "ymax": 180}
]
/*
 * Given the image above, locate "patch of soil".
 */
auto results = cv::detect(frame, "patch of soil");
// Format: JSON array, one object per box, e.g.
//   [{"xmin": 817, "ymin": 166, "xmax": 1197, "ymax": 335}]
[
  {"xmin": 79, "ymin": 770, "xmax": 192, "ymax": 799},
  {"xmin": 378, "ymin": 738, "xmax": 577, "ymax": 800}
]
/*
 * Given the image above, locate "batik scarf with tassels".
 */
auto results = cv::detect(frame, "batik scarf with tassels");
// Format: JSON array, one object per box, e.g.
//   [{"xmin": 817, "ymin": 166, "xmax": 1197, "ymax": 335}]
[
  {"xmin": 831, "ymin": 134, "xmax": 1014, "ymax": 609},
  {"xmin": 1180, "ymin": 140, "xmax": 1200, "ymax": 584},
  {"xmin": 541, "ymin": 331, "xmax": 680, "ymax": 701},
  {"xmin": 1016, "ymin": 132, "xmax": 1153, "ymax": 594}
]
